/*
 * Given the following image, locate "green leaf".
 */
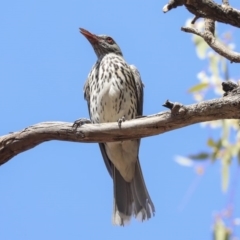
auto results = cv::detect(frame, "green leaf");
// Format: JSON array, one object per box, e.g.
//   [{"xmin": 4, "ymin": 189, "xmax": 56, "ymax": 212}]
[
  {"xmin": 209, "ymin": 54, "xmax": 220, "ymax": 77},
  {"xmin": 221, "ymin": 154, "xmax": 230, "ymax": 192},
  {"xmin": 216, "ymin": 139, "xmax": 223, "ymax": 149},
  {"xmin": 209, "ymin": 139, "xmax": 222, "ymax": 161},
  {"xmin": 221, "ymin": 58, "xmax": 227, "ymax": 74},
  {"xmin": 213, "ymin": 219, "xmax": 230, "ymax": 240},
  {"xmin": 216, "ymin": 139, "xmax": 222, "ymax": 149},
  {"xmin": 193, "ymin": 35, "xmax": 209, "ymax": 59},
  {"xmin": 188, "ymin": 83, "xmax": 209, "ymax": 93},
  {"xmin": 221, "ymin": 58, "xmax": 229, "ymax": 81},
  {"xmin": 221, "ymin": 120, "xmax": 230, "ymax": 146},
  {"xmin": 207, "ymin": 138, "xmax": 216, "ymax": 148},
  {"xmin": 238, "ymin": 149, "xmax": 240, "ymax": 165},
  {"xmin": 208, "ymin": 139, "xmax": 222, "ymax": 162},
  {"xmin": 211, "ymin": 151, "xmax": 218, "ymax": 161},
  {"xmin": 229, "ymin": 144, "xmax": 240, "ymax": 158},
  {"xmin": 188, "ymin": 152, "xmax": 209, "ymax": 161}
]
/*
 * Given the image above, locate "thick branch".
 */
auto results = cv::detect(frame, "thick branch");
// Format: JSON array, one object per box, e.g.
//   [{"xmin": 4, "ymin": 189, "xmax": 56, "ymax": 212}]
[
  {"xmin": 1, "ymin": 87, "xmax": 240, "ymax": 166},
  {"xmin": 163, "ymin": 0, "xmax": 240, "ymax": 28}
]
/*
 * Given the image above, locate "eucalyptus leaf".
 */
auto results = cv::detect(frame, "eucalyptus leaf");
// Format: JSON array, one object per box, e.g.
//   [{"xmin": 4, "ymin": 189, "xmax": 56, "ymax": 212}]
[
  {"xmin": 213, "ymin": 219, "xmax": 230, "ymax": 240},
  {"xmin": 238, "ymin": 149, "xmax": 240, "ymax": 165},
  {"xmin": 188, "ymin": 153, "xmax": 209, "ymax": 161},
  {"xmin": 207, "ymin": 138, "xmax": 216, "ymax": 148},
  {"xmin": 193, "ymin": 35, "xmax": 209, "ymax": 59},
  {"xmin": 188, "ymin": 83, "xmax": 209, "ymax": 93},
  {"xmin": 209, "ymin": 54, "xmax": 220, "ymax": 77},
  {"xmin": 221, "ymin": 154, "xmax": 230, "ymax": 192}
]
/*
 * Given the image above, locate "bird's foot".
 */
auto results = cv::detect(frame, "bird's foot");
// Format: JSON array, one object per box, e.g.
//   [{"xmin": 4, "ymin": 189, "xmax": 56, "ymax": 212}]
[
  {"xmin": 117, "ymin": 116, "xmax": 125, "ymax": 128},
  {"xmin": 72, "ymin": 118, "xmax": 91, "ymax": 129}
]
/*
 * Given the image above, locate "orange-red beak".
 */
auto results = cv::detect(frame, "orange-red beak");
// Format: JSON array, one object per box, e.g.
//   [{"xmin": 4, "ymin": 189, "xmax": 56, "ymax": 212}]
[{"xmin": 79, "ymin": 28, "xmax": 98, "ymax": 43}]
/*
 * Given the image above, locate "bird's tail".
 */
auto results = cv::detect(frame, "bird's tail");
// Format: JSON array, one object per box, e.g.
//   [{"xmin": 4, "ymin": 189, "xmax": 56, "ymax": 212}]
[{"xmin": 112, "ymin": 158, "xmax": 155, "ymax": 226}]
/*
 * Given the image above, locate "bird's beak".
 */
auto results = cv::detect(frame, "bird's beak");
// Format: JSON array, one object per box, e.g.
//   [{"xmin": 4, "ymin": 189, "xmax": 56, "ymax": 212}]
[{"xmin": 79, "ymin": 28, "xmax": 98, "ymax": 44}]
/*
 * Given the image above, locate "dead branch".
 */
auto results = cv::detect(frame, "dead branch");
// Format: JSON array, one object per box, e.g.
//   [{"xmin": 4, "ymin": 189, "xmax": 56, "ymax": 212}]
[
  {"xmin": 182, "ymin": 18, "xmax": 240, "ymax": 63},
  {"xmin": 163, "ymin": 0, "xmax": 240, "ymax": 28},
  {"xmin": 163, "ymin": 0, "xmax": 240, "ymax": 63},
  {"xmin": 1, "ymin": 82, "xmax": 240, "ymax": 166}
]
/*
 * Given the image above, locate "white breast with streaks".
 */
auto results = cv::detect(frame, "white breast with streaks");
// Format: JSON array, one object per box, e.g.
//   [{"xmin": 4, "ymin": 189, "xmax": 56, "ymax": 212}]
[{"xmin": 89, "ymin": 53, "xmax": 137, "ymax": 124}]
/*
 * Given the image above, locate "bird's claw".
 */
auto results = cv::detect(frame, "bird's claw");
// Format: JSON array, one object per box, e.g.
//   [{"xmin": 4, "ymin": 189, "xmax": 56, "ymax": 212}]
[
  {"xmin": 118, "ymin": 116, "xmax": 125, "ymax": 128},
  {"xmin": 72, "ymin": 118, "xmax": 91, "ymax": 129}
]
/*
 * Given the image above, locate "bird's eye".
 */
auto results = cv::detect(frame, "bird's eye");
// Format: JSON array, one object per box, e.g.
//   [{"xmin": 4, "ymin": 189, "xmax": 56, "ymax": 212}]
[{"xmin": 106, "ymin": 37, "xmax": 114, "ymax": 44}]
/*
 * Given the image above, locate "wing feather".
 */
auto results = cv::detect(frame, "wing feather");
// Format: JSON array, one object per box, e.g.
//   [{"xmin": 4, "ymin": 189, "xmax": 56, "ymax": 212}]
[{"xmin": 129, "ymin": 65, "xmax": 144, "ymax": 116}]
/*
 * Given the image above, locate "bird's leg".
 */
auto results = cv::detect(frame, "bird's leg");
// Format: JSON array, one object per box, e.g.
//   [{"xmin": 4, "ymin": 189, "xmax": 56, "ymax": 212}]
[
  {"xmin": 117, "ymin": 116, "xmax": 125, "ymax": 128},
  {"xmin": 72, "ymin": 118, "xmax": 92, "ymax": 129}
]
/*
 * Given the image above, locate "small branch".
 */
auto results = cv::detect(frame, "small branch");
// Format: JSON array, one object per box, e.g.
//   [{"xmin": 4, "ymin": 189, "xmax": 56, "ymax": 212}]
[
  {"xmin": 163, "ymin": 0, "xmax": 240, "ymax": 62},
  {"xmin": 1, "ymin": 87, "xmax": 240, "ymax": 166},
  {"xmin": 181, "ymin": 26, "xmax": 203, "ymax": 37},
  {"xmin": 191, "ymin": 15, "xmax": 200, "ymax": 24},
  {"xmin": 181, "ymin": 20, "xmax": 240, "ymax": 63}
]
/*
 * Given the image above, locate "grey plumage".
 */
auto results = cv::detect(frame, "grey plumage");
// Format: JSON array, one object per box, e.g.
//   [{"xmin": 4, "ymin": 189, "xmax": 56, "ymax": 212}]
[{"xmin": 80, "ymin": 28, "xmax": 155, "ymax": 225}]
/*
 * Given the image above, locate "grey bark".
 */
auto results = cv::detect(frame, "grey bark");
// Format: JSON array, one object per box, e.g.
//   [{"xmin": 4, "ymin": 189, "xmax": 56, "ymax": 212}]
[{"xmin": 1, "ymin": 85, "xmax": 240, "ymax": 166}]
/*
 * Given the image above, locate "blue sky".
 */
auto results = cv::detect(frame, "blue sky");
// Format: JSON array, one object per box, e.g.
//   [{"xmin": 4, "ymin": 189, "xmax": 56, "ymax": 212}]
[{"xmin": 1, "ymin": 0, "xmax": 240, "ymax": 239}]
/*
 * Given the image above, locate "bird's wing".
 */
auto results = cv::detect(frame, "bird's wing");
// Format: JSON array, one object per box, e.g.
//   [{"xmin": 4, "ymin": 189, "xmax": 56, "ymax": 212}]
[
  {"xmin": 83, "ymin": 64, "xmax": 113, "ymax": 177},
  {"xmin": 129, "ymin": 65, "xmax": 144, "ymax": 116},
  {"xmin": 83, "ymin": 75, "xmax": 91, "ymax": 116},
  {"xmin": 99, "ymin": 143, "xmax": 113, "ymax": 177}
]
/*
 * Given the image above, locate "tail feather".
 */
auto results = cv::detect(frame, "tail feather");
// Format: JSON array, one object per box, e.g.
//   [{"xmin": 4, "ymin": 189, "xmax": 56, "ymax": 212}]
[
  {"xmin": 112, "ymin": 167, "xmax": 132, "ymax": 226},
  {"xmin": 112, "ymin": 158, "xmax": 155, "ymax": 226},
  {"xmin": 132, "ymin": 159, "xmax": 155, "ymax": 220}
]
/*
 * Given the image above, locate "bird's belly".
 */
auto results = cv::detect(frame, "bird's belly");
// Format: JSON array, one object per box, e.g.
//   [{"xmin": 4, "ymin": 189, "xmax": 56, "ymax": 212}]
[{"xmin": 91, "ymin": 79, "xmax": 136, "ymax": 123}]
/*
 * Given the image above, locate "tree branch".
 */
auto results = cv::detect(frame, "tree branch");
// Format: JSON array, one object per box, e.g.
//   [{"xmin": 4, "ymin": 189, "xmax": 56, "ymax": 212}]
[
  {"xmin": 181, "ymin": 18, "xmax": 240, "ymax": 63},
  {"xmin": 163, "ymin": 0, "xmax": 240, "ymax": 63},
  {"xmin": 163, "ymin": 0, "xmax": 240, "ymax": 28},
  {"xmin": 1, "ymin": 83, "xmax": 240, "ymax": 166}
]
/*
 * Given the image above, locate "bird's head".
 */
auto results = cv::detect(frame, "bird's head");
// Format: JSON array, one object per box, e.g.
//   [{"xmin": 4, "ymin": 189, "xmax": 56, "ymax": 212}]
[{"xmin": 80, "ymin": 28, "xmax": 123, "ymax": 59}]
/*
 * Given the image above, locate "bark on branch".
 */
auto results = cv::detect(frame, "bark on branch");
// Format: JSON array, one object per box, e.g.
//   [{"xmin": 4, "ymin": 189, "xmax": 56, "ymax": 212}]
[
  {"xmin": 163, "ymin": 0, "xmax": 240, "ymax": 63},
  {"xmin": 163, "ymin": 0, "xmax": 240, "ymax": 28},
  {"xmin": 181, "ymin": 18, "xmax": 240, "ymax": 63},
  {"xmin": 1, "ymin": 83, "xmax": 240, "ymax": 166}
]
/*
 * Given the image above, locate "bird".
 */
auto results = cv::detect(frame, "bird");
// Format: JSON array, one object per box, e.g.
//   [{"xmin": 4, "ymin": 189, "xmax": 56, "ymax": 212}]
[{"xmin": 79, "ymin": 28, "xmax": 155, "ymax": 226}]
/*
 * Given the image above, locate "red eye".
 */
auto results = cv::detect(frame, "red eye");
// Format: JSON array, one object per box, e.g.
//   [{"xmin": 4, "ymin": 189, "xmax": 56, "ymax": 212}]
[{"xmin": 106, "ymin": 37, "xmax": 114, "ymax": 44}]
